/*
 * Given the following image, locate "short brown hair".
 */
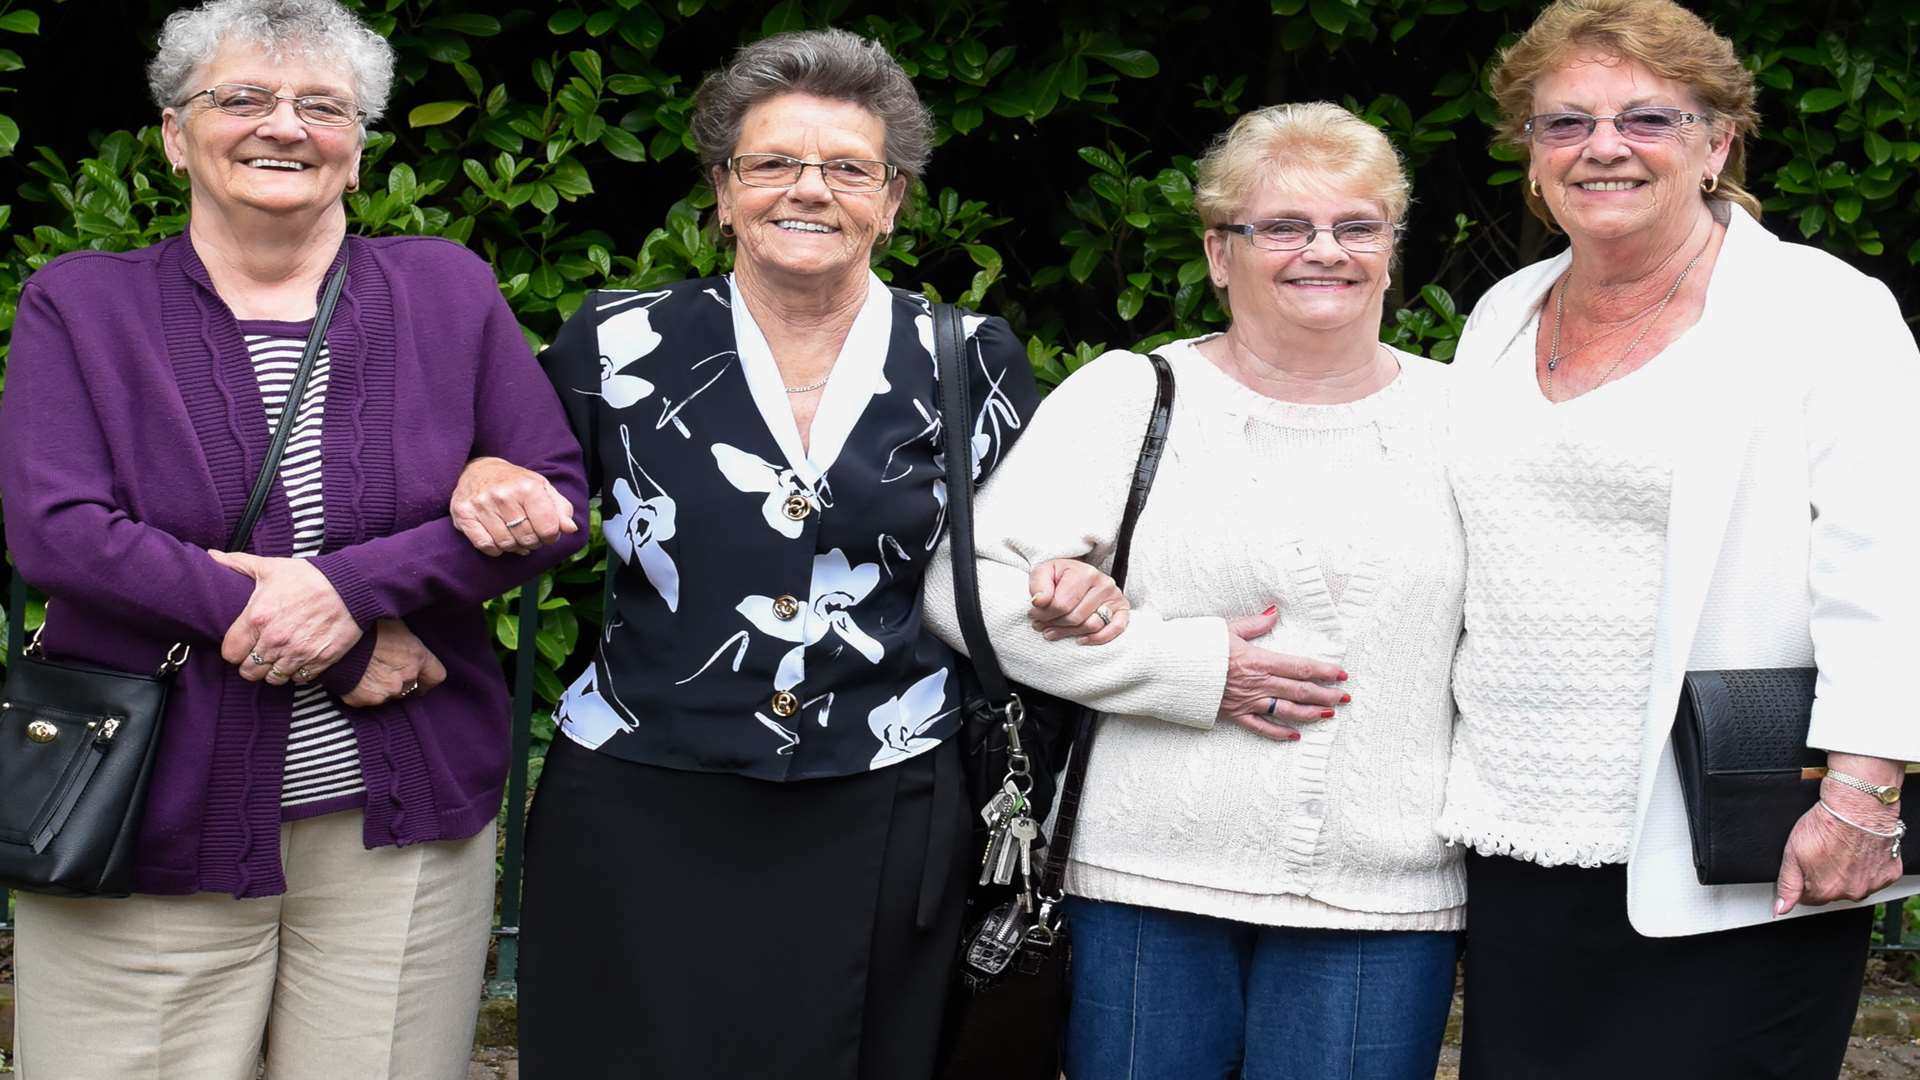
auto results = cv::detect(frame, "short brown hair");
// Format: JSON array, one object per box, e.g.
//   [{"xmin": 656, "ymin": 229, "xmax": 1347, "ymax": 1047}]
[{"xmin": 1490, "ymin": 0, "xmax": 1762, "ymax": 225}]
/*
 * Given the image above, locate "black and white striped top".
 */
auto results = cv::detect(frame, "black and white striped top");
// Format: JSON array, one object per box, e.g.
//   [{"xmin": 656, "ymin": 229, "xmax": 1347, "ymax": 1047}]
[{"xmin": 241, "ymin": 323, "xmax": 365, "ymax": 812}]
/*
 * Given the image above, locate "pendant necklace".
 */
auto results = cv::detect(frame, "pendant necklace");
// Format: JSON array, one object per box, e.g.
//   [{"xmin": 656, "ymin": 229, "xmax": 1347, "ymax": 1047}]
[{"xmin": 1546, "ymin": 239, "xmax": 1706, "ymax": 403}]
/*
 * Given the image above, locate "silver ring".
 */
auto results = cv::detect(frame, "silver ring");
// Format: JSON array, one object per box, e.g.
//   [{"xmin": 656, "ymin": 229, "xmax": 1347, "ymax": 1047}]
[
  {"xmin": 1095, "ymin": 603, "xmax": 1114, "ymax": 627},
  {"xmin": 248, "ymin": 652, "xmax": 269, "ymax": 666},
  {"xmin": 1266, "ymin": 697, "xmax": 1279, "ymax": 716},
  {"xmin": 399, "ymin": 680, "xmax": 421, "ymax": 698},
  {"xmin": 503, "ymin": 516, "xmax": 529, "ymax": 529},
  {"xmin": 295, "ymin": 668, "xmax": 312, "ymax": 683}
]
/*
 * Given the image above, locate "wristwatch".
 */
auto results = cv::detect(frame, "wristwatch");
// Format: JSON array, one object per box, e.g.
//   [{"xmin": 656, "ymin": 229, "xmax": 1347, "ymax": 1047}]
[{"xmin": 1825, "ymin": 769, "xmax": 1903, "ymax": 806}]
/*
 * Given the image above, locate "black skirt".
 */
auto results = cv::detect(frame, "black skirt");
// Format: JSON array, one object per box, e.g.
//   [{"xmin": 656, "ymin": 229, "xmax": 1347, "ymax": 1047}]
[
  {"xmin": 517, "ymin": 733, "xmax": 972, "ymax": 1080},
  {"xmin": 1460, "ymin": 852, "xmax": 1872, "ymax": 1080}
]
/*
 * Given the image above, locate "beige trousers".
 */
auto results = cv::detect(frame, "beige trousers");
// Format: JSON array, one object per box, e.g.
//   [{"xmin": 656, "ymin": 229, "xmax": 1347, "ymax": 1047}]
[{"xmin": 11, "ymin": 811, "xmax": 496, "ymax": 1080}]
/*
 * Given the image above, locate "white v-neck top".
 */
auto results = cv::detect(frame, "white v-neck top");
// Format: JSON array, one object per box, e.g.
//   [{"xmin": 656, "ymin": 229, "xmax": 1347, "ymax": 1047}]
[{"xmin": 730, "ymin": 271, "xmax": 894, "ymax": 485}]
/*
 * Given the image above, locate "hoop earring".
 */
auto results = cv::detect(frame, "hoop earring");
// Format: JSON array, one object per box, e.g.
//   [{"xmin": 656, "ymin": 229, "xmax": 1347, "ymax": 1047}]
[
  {"xmin": 346, "ymin": 175, "xmax": 360, "ymax": 193},
  {"xmin": 1529, "ymin": 177, "xmax": 1541, "ymax": 199},
  {"xmin": 719, "ymin": 220, "xmax": 735, "ymax": 239},
  {"xmin": 1701, "ymin": 173, "xmax": 1719, "ymax": 194},
  {"xmin": 171, "ymin": 161, "xmax": 186, "ymax": 177}
]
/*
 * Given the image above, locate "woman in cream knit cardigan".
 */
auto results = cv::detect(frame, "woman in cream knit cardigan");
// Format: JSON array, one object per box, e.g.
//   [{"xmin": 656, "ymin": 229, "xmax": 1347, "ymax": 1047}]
[{"xmin": 924, "ymin": 102, "xmax": 1462, "ymax": 1080}]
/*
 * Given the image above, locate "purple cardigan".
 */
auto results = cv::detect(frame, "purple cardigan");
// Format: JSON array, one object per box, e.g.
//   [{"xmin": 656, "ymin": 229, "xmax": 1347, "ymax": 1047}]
[{"xmin": 0, "ymin": 233, "xmax": 588, "ymax": 897}]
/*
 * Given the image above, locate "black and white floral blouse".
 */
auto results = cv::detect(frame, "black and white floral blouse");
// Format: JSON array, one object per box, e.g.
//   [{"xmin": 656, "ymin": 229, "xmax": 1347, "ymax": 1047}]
[{"xmin": 541, "ymin": 273, "xmax": 1038, "ymax": 780}]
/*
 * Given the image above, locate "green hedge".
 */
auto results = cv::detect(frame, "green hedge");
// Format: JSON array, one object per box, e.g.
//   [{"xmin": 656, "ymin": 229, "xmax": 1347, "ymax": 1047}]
[{"xmin": 1, "ymin": 0, "xmax": 1916, "ymax": 766}]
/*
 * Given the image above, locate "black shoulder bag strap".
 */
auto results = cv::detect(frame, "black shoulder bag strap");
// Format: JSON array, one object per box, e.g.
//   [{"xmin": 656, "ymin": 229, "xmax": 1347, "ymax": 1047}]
[
  {"xmin": 231, "ymin": 261, "xmax": 350, "ymax": 552},
  {"xmin": 1033, "ymin": 350, "xmax": 1174, "ymax": 930},
  {"xmin": 932, "ymin": 303, "xmax": 1016, "ymax": 708}
]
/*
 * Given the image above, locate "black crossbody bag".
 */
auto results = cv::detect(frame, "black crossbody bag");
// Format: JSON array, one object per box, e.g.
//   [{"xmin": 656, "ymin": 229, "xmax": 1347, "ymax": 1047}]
[
  {"xmin": 0, "ymin": 263, "xmax": 348, "ymax": 897},
  {"xmin": 932, "ymin": 307, "xmax": 1174, "ymax": 1077}
]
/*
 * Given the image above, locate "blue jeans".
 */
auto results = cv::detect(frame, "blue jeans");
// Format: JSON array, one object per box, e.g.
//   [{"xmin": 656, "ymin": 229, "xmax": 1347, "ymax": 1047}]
[{"xmin": 1064, "ymin": 898, "xmax": 1457, "ymax": 1080}]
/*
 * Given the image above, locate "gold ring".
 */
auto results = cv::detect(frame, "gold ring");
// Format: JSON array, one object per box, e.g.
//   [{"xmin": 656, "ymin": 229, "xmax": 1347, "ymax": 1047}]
[{"xmin": 1095, "ymin": 603, "xmax": 1114, "ymax": 627}]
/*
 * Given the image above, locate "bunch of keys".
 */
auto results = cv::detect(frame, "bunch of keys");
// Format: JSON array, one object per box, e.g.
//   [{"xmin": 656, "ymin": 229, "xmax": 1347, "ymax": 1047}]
[{"xmin": 978, "ymin": 778, "xmax": 1040, "ymax": 890}]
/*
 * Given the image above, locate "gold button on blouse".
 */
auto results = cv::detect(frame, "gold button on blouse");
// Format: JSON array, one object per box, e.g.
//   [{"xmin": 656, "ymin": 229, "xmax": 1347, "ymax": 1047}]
[
  {"xmin": 772, "ymin": 595, "xmax": 802, "ymax": 620},
  {"xmin": 781, "ymin": 494, "xmax": 811, "ymax": 521},
  {"xmin": 770, "ymin": 691, "xmax": 800, "ymax": 718}
]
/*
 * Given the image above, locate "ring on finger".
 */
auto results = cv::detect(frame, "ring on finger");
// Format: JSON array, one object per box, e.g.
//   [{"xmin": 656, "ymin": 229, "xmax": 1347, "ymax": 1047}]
[
  {"xmin": 295, "ymin": 667, "xmax": 312, "ymax": 682},
  {"xmin": 1095, "ymin": 603, "xmax": 1114, "ymax": 627},
  {"xmin": 503, "ymin": 516, "xmax": 529, "ymax": 529},
  {"xmin": 248, "ymin": 652, "xmax": 269, "ymax": 667},
  {"xmin": 1266, "ymin": 697, "xmax": 1279, "ymax": 716},
  {"xmin": 399, "ymin": 679, "xmax": 421, "ymax": 698}
]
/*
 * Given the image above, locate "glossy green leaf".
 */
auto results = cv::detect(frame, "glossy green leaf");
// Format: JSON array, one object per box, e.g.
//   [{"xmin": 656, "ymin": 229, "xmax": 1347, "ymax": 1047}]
[
  {"xmin": 0, "ymin": 11, "xmax": 40, "ymax": 33},
  {"xmin": 408, "ymin": 101, "xmax": 471, "ymax": 128},
  {"xmin": 1087, "ymin": 48, "xmax": 1158, "ymax": 79},
  {"xmin": 1798, "ymin": 88, "xmax": 1849, "ymax": 113},
  {"xmin": 1116, "ymin": 286, "xmax": 1145, "ymax": 321},
  {"xmin": 426, "ymin": 14, "xmax": 500, "ymax": 36}
]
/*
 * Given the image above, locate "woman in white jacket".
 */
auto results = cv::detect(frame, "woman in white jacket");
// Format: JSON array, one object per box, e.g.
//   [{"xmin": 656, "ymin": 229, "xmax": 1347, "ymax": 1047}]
[
  {"xmin": 926, "ymin": 102, "xmax": 1464, "ymax": 1080},
  {"xmin": 1439, "ymin": 1, "xmax": 1920, "ymax": 1076}
]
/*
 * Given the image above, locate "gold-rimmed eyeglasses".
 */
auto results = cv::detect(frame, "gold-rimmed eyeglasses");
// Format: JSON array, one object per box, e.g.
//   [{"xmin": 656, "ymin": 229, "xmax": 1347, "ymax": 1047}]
[
  {"xmin": 727, "ymin": 153, "xmax": 898, "ymax": 193},
  {"xmin": 180, "ymin": 83, "xmax": 364, "ymax": 127},
  {"xmin": 1215, "ymin": 219, "xmax": 1401, "ymax": 253}
]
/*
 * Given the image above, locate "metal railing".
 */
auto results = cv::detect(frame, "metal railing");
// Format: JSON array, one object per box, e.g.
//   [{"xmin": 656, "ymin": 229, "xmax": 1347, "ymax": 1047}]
[
  {"xmin": 1, "ymin": 572, "xmax": 1916, "ymax": 982},
  {"xmin": 1, "ymin": 572, "xmax": 542, "ymax": 999}
]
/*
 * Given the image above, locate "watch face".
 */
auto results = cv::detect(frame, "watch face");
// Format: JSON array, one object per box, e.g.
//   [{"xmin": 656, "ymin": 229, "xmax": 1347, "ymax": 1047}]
[{"xmin": 1882, "ymin": 788, "xmax": 1903, "ymax": 805}]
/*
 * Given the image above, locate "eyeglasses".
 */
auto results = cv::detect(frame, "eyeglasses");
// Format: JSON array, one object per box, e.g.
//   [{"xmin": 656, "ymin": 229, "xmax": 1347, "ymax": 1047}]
[
  {"xmin": 181, "ymin": 83, "xmax": 364, "ymax": 127},
  {"xmin": 1215, "ymin": 219, "xmax": 1401, "ymax": 253},
  {"xmin": 1523, "ymin": 107, "xmax": 1705, "ymax": 147},
  {"xmin": 727, "ymin": 153, "xmax": 898, "ymax": 193}
]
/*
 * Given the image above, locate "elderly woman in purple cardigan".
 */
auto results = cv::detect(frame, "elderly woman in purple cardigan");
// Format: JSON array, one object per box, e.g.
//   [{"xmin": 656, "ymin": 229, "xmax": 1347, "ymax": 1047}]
[{"xmin": 0, "ymin": 1, "xmax": 585, "ymax": 1077}]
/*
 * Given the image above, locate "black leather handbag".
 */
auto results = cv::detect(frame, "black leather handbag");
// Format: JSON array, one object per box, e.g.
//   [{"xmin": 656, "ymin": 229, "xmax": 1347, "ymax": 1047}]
[
  {"xmin": 933, "ymin": 318, "xmax": 1175, "ymax": 1079},
  {"xmin": 0, "ymin": 263, "xmax": 347, "ymax": 897},
  {"xmin": 930, "ymin": 304, "xmax": 1080, "ymax": 841},
  {"xmin": 1672, "ymin": 666, "xmax": 1918, "ymax": 885}
]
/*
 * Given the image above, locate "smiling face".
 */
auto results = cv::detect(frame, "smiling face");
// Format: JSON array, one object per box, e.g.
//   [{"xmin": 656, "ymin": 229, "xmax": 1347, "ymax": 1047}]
[
  {"xmin": 1203, "ymin": 176, "xmax": 1393, "ymax": 338},
  {"xmin": 1527, "ymin": 51, "xmax": 1730, "ymax": 246},
  {"xmin": 161, "ymin": 38, "xmax": 363, "ymax": 226},
  {"xmin": 714, "ymin": 92, "xmax": 906, "ymax": 290}
]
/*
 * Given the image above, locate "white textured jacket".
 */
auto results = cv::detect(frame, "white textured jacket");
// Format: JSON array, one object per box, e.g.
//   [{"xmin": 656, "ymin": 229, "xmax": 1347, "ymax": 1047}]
[{"xmin": 1450, "ymin": 207, "xmax": 1920, "ymax": 936}]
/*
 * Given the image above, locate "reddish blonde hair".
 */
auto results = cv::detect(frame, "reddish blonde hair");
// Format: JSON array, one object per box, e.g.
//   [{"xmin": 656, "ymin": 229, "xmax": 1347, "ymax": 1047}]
[{"xmin": 1490, "ymin": 0, "xmax": 1762, "ymax": 225}]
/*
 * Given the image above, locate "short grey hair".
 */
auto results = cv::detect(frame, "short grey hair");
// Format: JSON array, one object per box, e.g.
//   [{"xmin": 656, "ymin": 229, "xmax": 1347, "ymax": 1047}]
[
  {"xmin": 690, "ymin": 28, "xmax": 933, "ymax": 183},
  {"xmin": 148, "ymin": 0, "xmax": 396, "ymax": 127}
]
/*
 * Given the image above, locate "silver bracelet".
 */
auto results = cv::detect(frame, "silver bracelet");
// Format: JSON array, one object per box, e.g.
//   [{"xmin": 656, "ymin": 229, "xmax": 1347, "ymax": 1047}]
[{"xmin": 1817, "ymin": 799, "xmax": 1906, "ymax": 861}]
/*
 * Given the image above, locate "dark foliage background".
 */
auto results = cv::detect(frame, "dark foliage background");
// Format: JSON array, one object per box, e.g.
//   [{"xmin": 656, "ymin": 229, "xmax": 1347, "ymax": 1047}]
[{"xmin": 0, "ymin": 0, "xmax": 1916, "ymax": 773}]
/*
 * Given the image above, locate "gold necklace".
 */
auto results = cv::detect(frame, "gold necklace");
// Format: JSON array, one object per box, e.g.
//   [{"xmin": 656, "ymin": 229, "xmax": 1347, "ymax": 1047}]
[{"xmin": 1546, "ymin": 243, "xmax": 1705, "ymax": 402}]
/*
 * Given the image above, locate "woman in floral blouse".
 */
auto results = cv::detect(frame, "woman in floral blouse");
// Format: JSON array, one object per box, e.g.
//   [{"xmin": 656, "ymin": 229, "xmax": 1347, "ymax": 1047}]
[{"xmin": 448, "ymin": 28, "xmax": 1116, "ymax": 1080}]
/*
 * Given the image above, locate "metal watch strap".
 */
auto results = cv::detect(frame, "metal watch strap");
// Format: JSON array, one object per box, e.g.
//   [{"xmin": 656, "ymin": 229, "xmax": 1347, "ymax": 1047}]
[{"xmin": 1825, "ymin": 768, "xmax": 1903, "ymax": 805}]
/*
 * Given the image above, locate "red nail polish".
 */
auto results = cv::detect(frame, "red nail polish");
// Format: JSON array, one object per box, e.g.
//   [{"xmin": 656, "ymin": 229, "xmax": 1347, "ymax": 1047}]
[
  {"xmin": 1320, "ymin": 709, "xmax": 1335, "ymax": 719},
  {"xmin": 1339, "ymin": 693, "xmax": 1351, "ymax": 704},
  {"xmin": 1337, "ymin": 670, "xmax": 1349, "ymax": 681},
  {"xmin": 1262, "ymin": 605, "xmax": 1278, "ymax": 616}
]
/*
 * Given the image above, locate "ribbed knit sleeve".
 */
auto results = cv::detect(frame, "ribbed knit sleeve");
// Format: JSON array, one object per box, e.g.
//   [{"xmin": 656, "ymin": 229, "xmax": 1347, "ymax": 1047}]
[
  {"xmin": 0, "ymin": 278, "xmax": 256, "ymax": 643},
  {"xmin": 307, "ymin": 248, "xmax": 589, "ymax": 623},
  {"xmin": 922, "ymin": 350, "xmax": 1229, "ymax": 726}
]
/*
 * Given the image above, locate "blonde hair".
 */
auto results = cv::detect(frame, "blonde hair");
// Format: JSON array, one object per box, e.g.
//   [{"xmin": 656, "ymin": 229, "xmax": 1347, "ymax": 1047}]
[
  {"xmin": 1490, "ymin": 0, "xmax": 1763, "ymax": 225},
  {"xmin": 1193, "ymin": 102, "xmax": 1410, "ymax": 230}
]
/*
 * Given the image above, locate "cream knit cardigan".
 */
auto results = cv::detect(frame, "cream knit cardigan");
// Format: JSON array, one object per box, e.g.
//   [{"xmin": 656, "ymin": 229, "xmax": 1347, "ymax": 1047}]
[{"xmin": 923, "ymin": 338, "xmax": 1467, "ymax": 931}]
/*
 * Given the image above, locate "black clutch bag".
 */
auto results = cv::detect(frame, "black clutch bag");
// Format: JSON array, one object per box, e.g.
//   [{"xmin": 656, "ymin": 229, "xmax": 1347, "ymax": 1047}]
[{"xmin": 1672, "ymin": 667, "xmax": 1918, "ymax": 885}]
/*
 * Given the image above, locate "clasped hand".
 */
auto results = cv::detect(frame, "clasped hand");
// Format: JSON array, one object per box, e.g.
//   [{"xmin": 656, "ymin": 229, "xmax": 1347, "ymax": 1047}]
[{"xmin": 209, "ymin": 552, "xmax": 443, "ymax": 706}]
